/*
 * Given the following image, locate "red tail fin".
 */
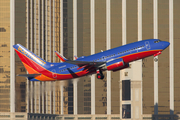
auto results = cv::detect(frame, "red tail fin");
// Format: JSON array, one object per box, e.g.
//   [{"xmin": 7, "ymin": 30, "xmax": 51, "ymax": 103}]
[{"xmin": 13, "ymin": 44, "xmax": 49, "ymax": 74}]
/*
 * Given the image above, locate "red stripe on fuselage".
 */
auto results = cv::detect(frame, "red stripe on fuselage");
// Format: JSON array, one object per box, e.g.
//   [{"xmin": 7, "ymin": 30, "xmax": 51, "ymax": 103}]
[{"xmin": 122, "ymin": 50, "xmax": 162, "ymax": 63}]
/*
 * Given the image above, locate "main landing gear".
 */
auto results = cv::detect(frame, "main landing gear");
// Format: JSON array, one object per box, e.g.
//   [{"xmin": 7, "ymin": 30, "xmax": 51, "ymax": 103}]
[{"xmin": 96, "ymin": 70, "xmax": 104, "ymax": 79}]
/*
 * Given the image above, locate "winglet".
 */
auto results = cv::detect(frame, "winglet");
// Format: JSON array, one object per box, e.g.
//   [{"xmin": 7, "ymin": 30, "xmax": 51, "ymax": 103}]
[
  {"xmin": 55, "ymin": 51, "xmax": 67, "ymax": 62},
  {"xmin": 74, "ymin": 55, "xmax": 78, "ymax": 60}
]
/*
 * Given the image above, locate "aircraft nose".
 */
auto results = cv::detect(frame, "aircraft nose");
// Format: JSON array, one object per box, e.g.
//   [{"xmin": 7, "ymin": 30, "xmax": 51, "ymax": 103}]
[{"xmin": 163, "ymin": 41, "xmax": 170, "ymax": 50}]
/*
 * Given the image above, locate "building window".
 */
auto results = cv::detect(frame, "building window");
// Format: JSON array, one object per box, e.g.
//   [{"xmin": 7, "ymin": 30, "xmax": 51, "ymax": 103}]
[
  {"xmin": 84, "ymin": 102, "xmax": 91, "ymax": 106},
  {"xmin": 129, "ymin": 64, "xmax": 132, "ymax": 68},
  {"xmin": 84, "ymin": 107, "xmax": 91, "ymax": 111},
  {"xmin": 84, "ymin": 97, "xmax": 91, "ymax": 101},
  {"xmin": 0, "ymin": 28, "xmax": 6, "ymax": 32},
  {"xmin": 122, "ymin": 104, "xmax": 131, "ymax": 118},
  {"xmin": 122, "ymin": 80, "xmax": 131, "ymax": 100},
  {"xmin": 84, "ymin": 92, "xmax": 91, "ymax": 96},
  {"xmin": 124, "ymin": 72, "xmax": 128, "ymax": 76}
]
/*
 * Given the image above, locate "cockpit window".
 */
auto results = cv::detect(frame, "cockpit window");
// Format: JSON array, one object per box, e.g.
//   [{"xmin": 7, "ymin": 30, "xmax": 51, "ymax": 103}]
[{"xmin": 154, "ymin": 40, "xmax": 161, "ymax": 43}]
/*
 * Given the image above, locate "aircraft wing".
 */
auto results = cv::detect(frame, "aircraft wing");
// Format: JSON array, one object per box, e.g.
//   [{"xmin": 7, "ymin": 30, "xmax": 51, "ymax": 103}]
[{"xmin": 65, "ymin": 60, "xmax": 106, "ymax": 68}]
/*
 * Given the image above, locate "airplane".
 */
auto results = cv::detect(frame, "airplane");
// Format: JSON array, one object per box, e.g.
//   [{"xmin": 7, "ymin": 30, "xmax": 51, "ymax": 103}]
[{"xmin": 13, "ymin": 39, "xmax": 170, "ymax": 81}]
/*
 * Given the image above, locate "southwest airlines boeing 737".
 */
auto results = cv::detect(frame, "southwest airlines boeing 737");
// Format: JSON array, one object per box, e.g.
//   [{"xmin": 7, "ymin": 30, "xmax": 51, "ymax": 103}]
[{"xmin": 13, "ymin": 39, "xmax": 170, "ymax": 81}]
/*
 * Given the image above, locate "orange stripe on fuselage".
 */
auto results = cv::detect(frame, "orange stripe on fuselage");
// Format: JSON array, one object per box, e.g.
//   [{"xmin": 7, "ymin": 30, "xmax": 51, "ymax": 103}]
[{"xmin": 35, "ymin": 74, "xmax": 56, "ymax": 81}]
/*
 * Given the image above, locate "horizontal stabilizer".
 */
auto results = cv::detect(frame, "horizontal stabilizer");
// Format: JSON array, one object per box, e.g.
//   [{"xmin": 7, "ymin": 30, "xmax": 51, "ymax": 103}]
[{"xmin": 17, "ymin": 74, "xmax": 41, "ymax": 77}]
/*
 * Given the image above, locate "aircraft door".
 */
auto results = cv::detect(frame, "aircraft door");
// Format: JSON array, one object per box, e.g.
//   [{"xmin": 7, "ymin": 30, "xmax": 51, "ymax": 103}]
[
  {"xmin": 145, "ymin": 41, "xmax": 151, "ymax": 50},
  {"xmin": 101, "ymin": 56, "xmax": 106, "ymax": 62},
  {"xmin": 52, "ymin": 69, "xmax": 57, "ymax": 78}
]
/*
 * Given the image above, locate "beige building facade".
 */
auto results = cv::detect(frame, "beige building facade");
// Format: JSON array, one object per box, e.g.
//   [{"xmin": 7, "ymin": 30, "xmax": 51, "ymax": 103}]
[
  {"xmin": 1, "ymin": 0, "xmax": 180, "ymax": 120},
  {"xmin": 0, "ymin": 0, "xmax": 26, "ymax": 112}
]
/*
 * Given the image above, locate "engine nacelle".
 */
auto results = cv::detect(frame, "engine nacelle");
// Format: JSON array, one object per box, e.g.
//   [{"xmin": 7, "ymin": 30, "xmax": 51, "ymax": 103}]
[
  {"xmin": 112, "ymin": 63, "xmax": 129, "ymax": 72},
  {"xmin": 106, "ymin": 58, "xmax": 125, "ymax": 71}
]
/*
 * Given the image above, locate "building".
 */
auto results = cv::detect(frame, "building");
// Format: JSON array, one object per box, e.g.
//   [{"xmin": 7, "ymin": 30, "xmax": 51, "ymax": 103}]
[
  {"xmin": 1, "ymin": 0, "xmax": 180, "ymax": 120},
  {"xmin": 0, "ymin": 0, "xmax": 26, "ymax": 112}
]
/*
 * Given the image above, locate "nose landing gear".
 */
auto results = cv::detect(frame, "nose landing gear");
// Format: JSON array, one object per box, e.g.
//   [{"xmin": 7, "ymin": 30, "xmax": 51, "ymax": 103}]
[
  {"xmin": 154, "ymin": 51, "xmax": 161, "ymax": 62},
  {"xmin": 154, "ymin": 57, "xmax": 158, "ymax": 62},
  {"xmin": 96, "ymin": 69, "xmax": 104, "ymax": 79}
]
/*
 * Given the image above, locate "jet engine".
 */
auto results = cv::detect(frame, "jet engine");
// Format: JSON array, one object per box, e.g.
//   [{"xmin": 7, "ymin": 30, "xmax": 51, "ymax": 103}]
[
  {"xmin": 105, "ymin": 58, "xmax": 128, "ymax": 71},
  {"xmin": 112, "ymin": 63, "xmax": 129, "ymax": 72}
]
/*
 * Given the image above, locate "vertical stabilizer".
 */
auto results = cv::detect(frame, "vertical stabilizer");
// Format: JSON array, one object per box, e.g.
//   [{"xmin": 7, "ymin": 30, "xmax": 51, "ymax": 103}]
[{"xmin": 13, "ymin": 44, "xmax": 49, "ymax": 74}]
